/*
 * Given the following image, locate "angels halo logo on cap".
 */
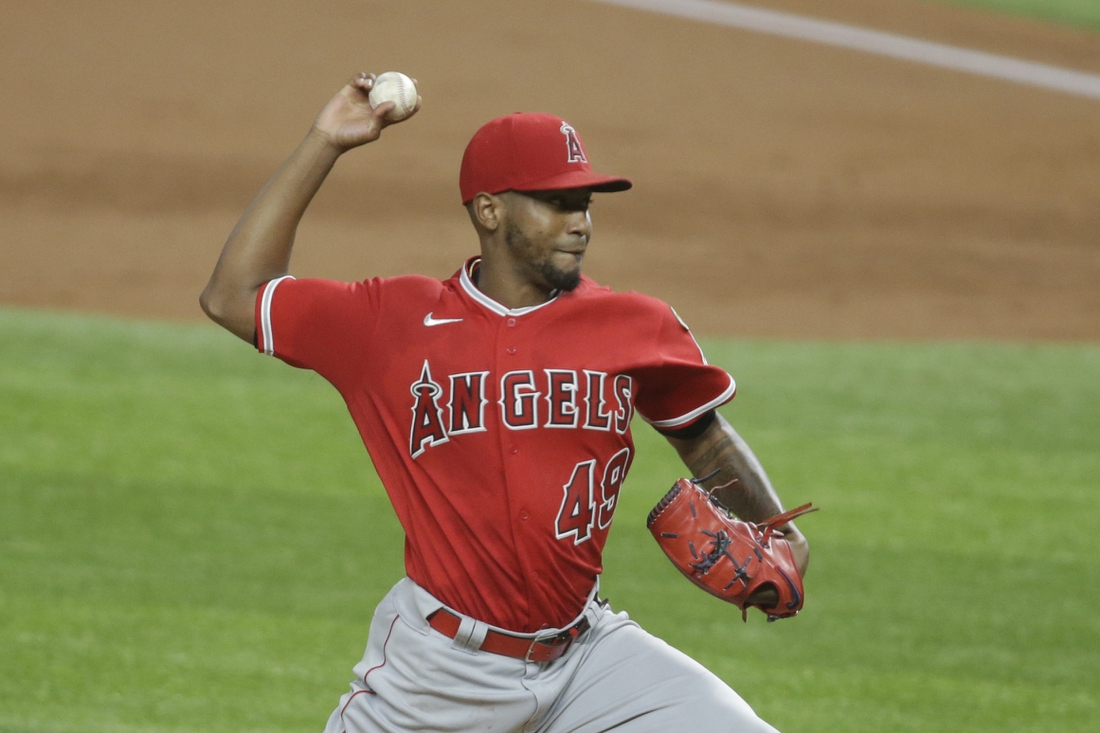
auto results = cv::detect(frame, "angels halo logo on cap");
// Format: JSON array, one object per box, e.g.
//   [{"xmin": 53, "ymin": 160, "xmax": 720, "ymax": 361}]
[
  {"xmin": 560, "ymin": 122, "xmax": 587, "ymax": 164},
  {"xmin": 459, "ymin": 113, "xmax": 632, "ymax": 204}
]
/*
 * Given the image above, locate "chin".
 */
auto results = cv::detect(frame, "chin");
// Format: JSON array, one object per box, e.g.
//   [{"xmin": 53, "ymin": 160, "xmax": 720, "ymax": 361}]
[
  {"xmin": 557, "ymin": 274, "xmax": 581, "ymax": 292},
  {"xmin": 544, "ymin": 265, "xmax": 582, "ymax": 293}
]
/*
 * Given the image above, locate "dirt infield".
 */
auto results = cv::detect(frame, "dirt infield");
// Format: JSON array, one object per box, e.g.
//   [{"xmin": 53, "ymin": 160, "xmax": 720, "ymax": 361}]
[{"xmin": 2, "ymin": 0, "xmax": 1097, "ymax": 339}]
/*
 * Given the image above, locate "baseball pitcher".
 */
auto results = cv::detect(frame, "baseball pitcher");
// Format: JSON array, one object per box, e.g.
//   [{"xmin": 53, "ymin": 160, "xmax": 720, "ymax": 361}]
[{"xmin": 201, "ymin": 72, "xmax": 810, "ymax": 733}]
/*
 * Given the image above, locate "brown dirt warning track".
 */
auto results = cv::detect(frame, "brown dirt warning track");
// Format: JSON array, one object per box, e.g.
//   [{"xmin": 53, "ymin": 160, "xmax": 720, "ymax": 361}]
[{"xmin": 2, "ymin": 0, "xmax": 1098, "ymax": 340}]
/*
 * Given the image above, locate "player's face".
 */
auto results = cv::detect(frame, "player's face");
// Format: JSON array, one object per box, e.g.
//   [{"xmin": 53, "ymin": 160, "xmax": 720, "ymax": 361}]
[{"xmin": 503, "ymin": 189, "xmax": 593, "ymax": 293}]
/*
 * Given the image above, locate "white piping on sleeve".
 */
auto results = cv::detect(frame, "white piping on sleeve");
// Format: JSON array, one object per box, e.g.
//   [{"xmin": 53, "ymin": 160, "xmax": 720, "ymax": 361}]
[
  {"xmin": 644, "ymin": 373, "xmax": 737, "ymax": 428},
  {"xmin": 260, "ymin": 275, "xmax": 295, "ymax": 356},
  {"xmin": 670, "ymin": 306, "xmax": 709, "ymax": 365}
]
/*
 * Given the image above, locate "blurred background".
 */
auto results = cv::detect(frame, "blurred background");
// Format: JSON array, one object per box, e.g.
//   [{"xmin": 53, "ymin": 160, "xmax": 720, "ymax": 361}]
[{"xmin": 2, "ymin": 0, "xmax": 1098, "ymax": 338}]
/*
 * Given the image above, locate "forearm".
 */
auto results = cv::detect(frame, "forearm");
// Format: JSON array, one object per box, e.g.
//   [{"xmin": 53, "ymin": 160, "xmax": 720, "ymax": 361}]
[
  {"xmin": 200, "ymin": 127, "xmax": 343, "ymax": 340},
  {"xmin": 666, "ymin": 412, "xmax": 810, "ymax": 575},
  {"xmin": 665, "ymin": 413, "xmax": 784, "ymax": 523},
  {"xmin": 200, "ymin": 72, "xmax": 414, "ymax": 341}
]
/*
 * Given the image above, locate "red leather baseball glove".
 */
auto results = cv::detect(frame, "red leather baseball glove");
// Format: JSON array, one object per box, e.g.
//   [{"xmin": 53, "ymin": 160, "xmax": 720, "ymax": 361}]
[{"xmin": 647, "ymin": 477, "xmax": 818, "ymax": 621}]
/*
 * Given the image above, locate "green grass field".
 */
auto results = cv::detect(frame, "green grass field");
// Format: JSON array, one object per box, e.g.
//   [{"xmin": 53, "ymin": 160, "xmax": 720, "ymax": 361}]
[
  {"xmin": 936, "ymin": 0, "xmax": 1100, "ymax": 28},
  {"xmin": 2, "ymin": 307, "xmax": 1097, "ymax": 732}
]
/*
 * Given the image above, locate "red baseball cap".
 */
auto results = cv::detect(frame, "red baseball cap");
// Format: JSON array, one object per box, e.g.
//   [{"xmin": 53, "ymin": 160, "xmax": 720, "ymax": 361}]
[{"xmin": 459, "ymin": 112, "xmax": 632, "ymax": 204}]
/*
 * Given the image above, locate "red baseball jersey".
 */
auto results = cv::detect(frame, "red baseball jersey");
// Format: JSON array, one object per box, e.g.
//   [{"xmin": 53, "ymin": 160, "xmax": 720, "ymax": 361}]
[{"xmin": 256, "ymin": 258, "xmax": 735, "ymax": 632}]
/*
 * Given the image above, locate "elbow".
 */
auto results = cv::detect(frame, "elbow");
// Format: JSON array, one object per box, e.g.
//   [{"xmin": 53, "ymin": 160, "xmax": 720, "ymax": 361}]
[
  {"xmin": 199, "ymin": 282, "xmax": 258, "ymax": 344},
  {"xmin": 198, "ymin": 284, "xmax": 224, "ymax": 324},
  {"xmin": 199, "ymin": 282, "xmax": 244, "ymax": 331}
]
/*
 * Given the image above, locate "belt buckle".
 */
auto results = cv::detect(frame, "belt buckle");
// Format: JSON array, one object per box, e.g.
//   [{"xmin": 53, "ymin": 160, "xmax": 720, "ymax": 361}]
[{"xmin": 524, "ymin": 617, "xmax": 590, "ymax": 663}]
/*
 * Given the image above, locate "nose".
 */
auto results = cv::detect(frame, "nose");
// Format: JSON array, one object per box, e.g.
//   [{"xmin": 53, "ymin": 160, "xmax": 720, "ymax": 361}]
[{"xmin": 567, "ymin": 210, "xmax": 592, "ymax": 243}]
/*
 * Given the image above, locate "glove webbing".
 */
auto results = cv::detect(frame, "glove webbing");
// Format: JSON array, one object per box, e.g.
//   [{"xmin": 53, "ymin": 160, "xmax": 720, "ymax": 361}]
[{"xmin": 757, "ymin": 503, "xmax": 819, "ymax": 543}]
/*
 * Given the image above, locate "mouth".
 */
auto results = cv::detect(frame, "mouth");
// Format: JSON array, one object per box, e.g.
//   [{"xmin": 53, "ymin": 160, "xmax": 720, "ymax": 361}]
[
  {"xmin": 555, "ymin": 242, "xmax": 587, "ymax": 257},
  {"xmin": 556, "ymin": 234, "xmax": 588, "ymax": 257}
]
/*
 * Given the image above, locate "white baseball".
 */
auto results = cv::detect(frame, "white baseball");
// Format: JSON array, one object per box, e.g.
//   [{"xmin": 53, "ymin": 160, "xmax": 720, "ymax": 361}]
[{"xmin": 368, "ymin": 71, "xmax": 418, "ymax": 122}]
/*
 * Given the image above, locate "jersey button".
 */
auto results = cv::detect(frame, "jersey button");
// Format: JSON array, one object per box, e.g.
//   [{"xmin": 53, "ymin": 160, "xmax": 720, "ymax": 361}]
[
  {"xmin": 506, "ymin": 347, "xmax": 517, "ymax": 355},
  {"xmin": 509, "ymin": 445, "xmax": 519, "ymax": 455},
  {"xmin": 506, "ymin": 317, "xmax": 517, "ymax": 327},
  {"xmin": 520, "ymin": 510, "xmax": 529, "ymax": 521}
]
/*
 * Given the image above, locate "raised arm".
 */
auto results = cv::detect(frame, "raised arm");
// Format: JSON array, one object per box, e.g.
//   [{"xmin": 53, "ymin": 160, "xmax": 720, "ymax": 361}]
[
  {"xmin": 199, "ymin": 73, "xmax": 419, "ymax": 342},
  {"xmin": 664, "ymin": 412, "xmax": 809, "ymax": 577}
]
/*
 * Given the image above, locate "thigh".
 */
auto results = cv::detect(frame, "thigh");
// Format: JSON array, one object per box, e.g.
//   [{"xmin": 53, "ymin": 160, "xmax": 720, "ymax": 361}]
[
  {"xmin": 538, "ymin": 609, "xmax": 779, "ymax": 733},
  {"xmin": 323, "ymin": 584, "xmax": 538, "ymax": 733}
]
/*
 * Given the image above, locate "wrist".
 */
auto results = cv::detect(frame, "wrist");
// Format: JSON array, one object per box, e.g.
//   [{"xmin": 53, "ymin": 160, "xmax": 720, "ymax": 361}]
[{"xmin": 306, "ymin": 125, "xmax": 351, "ymax": 156}]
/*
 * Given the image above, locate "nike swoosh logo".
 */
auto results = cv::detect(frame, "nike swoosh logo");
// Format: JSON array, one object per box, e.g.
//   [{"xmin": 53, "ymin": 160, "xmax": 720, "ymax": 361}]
[{"xmin": 424, "ymin": 312, "xmax": 464, "ymax": 327}]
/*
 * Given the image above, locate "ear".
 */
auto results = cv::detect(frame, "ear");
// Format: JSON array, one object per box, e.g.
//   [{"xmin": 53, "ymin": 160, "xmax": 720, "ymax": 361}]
[{"xmin": 471, "ymin": 192, "xmax": 503, "ymax": 232}]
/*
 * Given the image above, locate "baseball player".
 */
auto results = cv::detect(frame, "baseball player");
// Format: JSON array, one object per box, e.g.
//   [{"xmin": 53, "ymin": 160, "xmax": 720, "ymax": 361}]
[{"xmin": 201, "ymin": 73, "xmax": 809, "ymax": 733}]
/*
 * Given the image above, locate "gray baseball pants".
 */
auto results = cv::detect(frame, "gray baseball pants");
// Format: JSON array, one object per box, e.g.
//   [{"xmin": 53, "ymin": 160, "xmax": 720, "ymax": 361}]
[{"xmin": 323, "ymin": 578, "xmax": 779, "ymax": 733}]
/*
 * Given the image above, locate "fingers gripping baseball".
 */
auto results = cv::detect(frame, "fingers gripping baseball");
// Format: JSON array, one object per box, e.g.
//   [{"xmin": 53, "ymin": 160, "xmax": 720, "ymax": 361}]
[{"xmin": 312, "ymin": 72, "xmax": 421, "ymax": 151}]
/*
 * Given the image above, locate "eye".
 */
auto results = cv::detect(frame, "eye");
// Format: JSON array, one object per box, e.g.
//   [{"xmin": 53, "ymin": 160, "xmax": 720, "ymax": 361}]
[{"xmin": 530, "ymin": 191, "xmax": 591, "ymax": 211}]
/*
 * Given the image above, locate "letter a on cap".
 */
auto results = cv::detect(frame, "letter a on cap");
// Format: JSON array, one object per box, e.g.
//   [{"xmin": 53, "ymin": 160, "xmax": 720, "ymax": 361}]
[{"xmin": 561, "ymin": 122, "xmax": 587, "ymax": 163}]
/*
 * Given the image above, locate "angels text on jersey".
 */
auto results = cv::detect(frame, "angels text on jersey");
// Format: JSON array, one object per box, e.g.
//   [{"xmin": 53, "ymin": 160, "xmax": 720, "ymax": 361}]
[{"xmin": 409, "ymin": 360, "xmax": 635, "ymax": 459}]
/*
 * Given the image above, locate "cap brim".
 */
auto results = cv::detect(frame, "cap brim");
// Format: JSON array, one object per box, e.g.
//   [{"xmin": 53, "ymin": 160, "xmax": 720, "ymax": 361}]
[{"xmin": 513, "ymin": 170, "xmax": 633, "ymax": 194}]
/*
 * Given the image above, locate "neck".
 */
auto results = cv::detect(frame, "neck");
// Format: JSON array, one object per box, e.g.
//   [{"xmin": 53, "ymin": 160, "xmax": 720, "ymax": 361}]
[{"xmin": 474, "ymin": 257, "xmax": 556, "ymax": 310}]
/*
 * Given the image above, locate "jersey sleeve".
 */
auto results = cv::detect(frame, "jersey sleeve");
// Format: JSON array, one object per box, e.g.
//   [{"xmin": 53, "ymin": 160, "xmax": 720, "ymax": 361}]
[
  {"xmin": 255, "ymin": 276, "xmax": 378, "ymax": 388},
  {"xmin": 631, "ymin": 304, "xmax": 736, "ymax": 429}
]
